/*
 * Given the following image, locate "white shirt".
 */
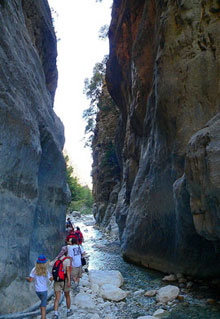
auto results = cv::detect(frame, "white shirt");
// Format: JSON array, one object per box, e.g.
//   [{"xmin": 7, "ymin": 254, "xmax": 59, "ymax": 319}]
[
  {"xmin": 67, "ymin": 244, "xmax": 84, "ymax": 267},
  {"xmin": 60, "ymin": 256, "xmax": 71, "ymax": 274},
  {"xmin": 30, "ymin": 267, "xmax": 51, "ymax": 292}
]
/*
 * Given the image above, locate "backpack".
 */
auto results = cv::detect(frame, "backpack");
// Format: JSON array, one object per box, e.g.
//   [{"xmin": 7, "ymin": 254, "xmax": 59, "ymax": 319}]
[
  {"xmin": 75, "ymin": 231, "xmax": 81, "ymax": 243},
  {"xmin": 52, "ymin": 257, "xmax": 67, "ymax": 282}
]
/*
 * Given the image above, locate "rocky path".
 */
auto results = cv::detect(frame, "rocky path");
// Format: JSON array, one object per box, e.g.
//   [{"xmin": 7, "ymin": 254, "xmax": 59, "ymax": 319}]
[{"xmin": 32, "ymin": 214, "xmax": 220, "ymax": 319}]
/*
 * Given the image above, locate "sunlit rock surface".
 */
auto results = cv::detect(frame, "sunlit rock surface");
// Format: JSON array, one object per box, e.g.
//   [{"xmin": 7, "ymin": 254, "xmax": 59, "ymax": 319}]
[
  {"xmin": 92, "ymin": 0, "xmax": 220, "ymax": 277},
  {"xmin": 0, "ymin": 0, "xmax": 69, "ymax": 313}
]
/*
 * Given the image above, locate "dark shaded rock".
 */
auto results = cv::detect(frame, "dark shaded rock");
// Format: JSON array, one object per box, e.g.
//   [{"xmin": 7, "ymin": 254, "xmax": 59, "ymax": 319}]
[
  {"xmin": 185, "ymin": 113, "xmax": 220, "ymax": 242},
  {"xmin": 0, "ymin": 0, "xmax": 69, "ymax": 313},
  {"xmin": 94, "ymin": 0, "xmax": 220, "ymax": 277},
  {"xmin": 92, "ymin": 85, "xmax": 120, "ymax": 226}
]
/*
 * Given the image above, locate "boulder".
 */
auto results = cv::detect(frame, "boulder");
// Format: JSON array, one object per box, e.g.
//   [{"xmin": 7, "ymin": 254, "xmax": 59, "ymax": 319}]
[
  {"xmin": 153, "ymin": 309, "xmax": 169, "ymax": 318},
  {"xmin": 156, "ymin": 285, "xmax": 179, "ymax": 303},
  {"xmin": 74, "ymin": 293, "xmax": 96, "ymax": 310},
  {"xmin": 100, "ymin": 284, "xmax": 128, "ymax": 301},
  {"xmin": 71, "ymin": 211, "xmax": 81, "ymax": 217},
  {"xmin": 162, "ymin": 274, "xmax": 176, "ymax": 282},
  {"xmin": 144, "ymin": 290, "xmax": 157, "ymax": 297},
  {"xmin": 89, "ymin": 270, "xmax": 124, "ymax": 288}
]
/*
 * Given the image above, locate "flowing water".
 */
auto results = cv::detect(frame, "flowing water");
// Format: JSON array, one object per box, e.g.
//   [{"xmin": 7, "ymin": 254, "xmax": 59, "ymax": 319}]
[{"xmin": 76, "ymin": 217, "xmax": 220, "ymax": 319}]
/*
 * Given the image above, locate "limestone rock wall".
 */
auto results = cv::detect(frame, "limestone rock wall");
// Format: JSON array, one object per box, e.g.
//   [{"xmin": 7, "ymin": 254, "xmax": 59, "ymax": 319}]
[
  {"xmin": 0, "ymin": 0, "xmax": 69, "ymax": 313},
  {"xmin": 92, "ymin": 85, "xmax": 120, "ymax": 226},
  {"xmin": 102, "ymin": 0, "xmax": 220, "ymax": 277}
]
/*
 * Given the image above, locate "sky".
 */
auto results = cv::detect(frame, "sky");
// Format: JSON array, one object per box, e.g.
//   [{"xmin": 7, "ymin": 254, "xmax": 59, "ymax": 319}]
[{"xmin": 48, "ymin": 0, "xmax": 113, "ymax": 188}]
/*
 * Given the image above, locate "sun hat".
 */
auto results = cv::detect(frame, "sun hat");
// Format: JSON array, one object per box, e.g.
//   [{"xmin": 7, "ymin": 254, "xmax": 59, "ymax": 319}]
[{"xmin": 36, "ymin": 254, "xmax": 48, "ymax": 263}]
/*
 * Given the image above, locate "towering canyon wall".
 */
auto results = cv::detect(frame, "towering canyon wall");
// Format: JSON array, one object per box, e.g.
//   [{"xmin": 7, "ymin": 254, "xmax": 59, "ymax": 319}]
[
  {"xmin": 0, "ymin": 0, "xmax": 69, "ymax": 313},
  {"xmin": 93, "ymin": 0, "xmax": 220, "ymax": 278},
  {"xmin": 92, "ymin": 85, "xmax": 121, "ymax": 226}
]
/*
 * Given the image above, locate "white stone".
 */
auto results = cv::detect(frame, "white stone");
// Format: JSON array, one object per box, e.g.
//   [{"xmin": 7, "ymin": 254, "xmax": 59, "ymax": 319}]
[
  {"xmin": 134, "ymin": 289, "xmax": 145, "ymax": 296},
  {"xmin": 71, "ymin": 211, "xmax": 81, "ymax": 217},
  {"xmin": 91, "ymin": 283, "xmax": 99, "ymax": 294},
  {"xmin": 186, "ymin": 281, "xmax": 193, "ymax": 288},
  {"xmin": 89, "ymin": 270, "xmax": 124, "ymax": 288},
  {"xmin": 80, "ymin": 275, "xmax": 90, "ymax": 288},
  {"xmin": 153, "ymin": 308, "xmax": 168, "ymax": 317},
  {"xmin": 162, "ymin": 274, "xmax": 176, "ymax": 282},
  {"xmin": 74, "ymin": 293, "xmax": 96, "ymax": 310},
  {"xmin": 144, "ymin": 289, "xmax": 157, "ymax": 297},
  {"xmin": 100, "ymin": 284, "xmax": 128, "ymax": 301},
  {"xmin": 156, "ymin": 285, "xmax": 180, "ymax": 303},
  {"xmin": 105, "ymin": 314, "xmax": 115, "ymax": 319},
  {"xmin": 90, "ymin": 314, "xmax": 100, "ymax": 319},
  {"xmin": 176, "ymin": 273, "xmax": 183, "ymax": 279},
  {"xmin": 103, "ymin": 301, "xmax": 112, "ymax": 307},
  {"xmin": 137, "ymin": 316, "xmax": 157, "ymax": 319},
  {"xmin": 178, "ymin": 278, "xmax": 187, "ymax": 283},
  {"xmin": 97, "ymin": 297, "xmax": 104, "ymax": 303},
  {"xmin": 85, "ymin": 221, "xmax": 95, "ymax": 226}
]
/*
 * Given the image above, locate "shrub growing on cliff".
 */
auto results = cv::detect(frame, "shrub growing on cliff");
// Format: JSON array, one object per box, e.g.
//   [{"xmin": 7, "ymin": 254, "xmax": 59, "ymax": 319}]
[
  {"xmin": 65, "ymin": 155, "xmax": 93, "ymax": 213},
  {"xmin": 83, "ymin": 55, "xmax": 112, "ymax": 147}
]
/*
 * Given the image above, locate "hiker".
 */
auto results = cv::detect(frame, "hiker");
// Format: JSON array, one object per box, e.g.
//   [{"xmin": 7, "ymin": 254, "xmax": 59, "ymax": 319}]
[
  {"xmin": 66, "ymin": 218, "xmax": 73, "ymax": 233},
  {"xmin": 52, "ymin": 249, "xmax": 73, "ymax": 319},
  {"xmin": 75, "ymin": 226, "xmax": 84, "ymax": 245},
  {"xmin": 67, "ymin": 237, "xmax": 85, "ymax": 292},
  {"xmin": 26, "ymin": 255, "xmax": 52, "ymax": 319},
  {"xmin": 66, "ymin": 228, "xmax": 78, "ymax": 244}
]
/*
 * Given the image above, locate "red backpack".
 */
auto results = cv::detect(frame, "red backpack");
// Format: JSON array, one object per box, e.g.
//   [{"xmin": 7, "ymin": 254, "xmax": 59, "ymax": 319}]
[{"xmin": 52, "ymin": 257, "xmax": 68, "ymax": 282}]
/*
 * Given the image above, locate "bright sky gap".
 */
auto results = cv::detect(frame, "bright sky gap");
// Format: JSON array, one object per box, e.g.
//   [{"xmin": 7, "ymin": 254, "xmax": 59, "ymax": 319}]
[{"xmin": 48, "ymin": 0, "xmax": 113, "ymax": 188}]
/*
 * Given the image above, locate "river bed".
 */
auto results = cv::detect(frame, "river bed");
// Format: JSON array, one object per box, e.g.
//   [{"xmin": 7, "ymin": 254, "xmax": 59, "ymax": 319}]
[{"xmin": 76, "ymin": 215, "xmax": 220, "ymax": 319}]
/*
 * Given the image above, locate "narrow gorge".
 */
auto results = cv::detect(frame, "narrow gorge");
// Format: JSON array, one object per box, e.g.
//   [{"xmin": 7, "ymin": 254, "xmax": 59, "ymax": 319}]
[
  {"xmin": 92, "ymin": 0, "xmax": 220, "ymax": 278},
  {"xmin": 0, "ymin": 0, "xmax": 219, "ymax": 316}
]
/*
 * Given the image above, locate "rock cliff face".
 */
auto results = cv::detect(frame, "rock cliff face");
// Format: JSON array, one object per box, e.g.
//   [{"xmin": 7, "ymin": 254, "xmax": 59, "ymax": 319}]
[
  {"xmin": 92, "ymin": 85, "xmax": 120, "ymax": 226},
  {"xmin": 93, "ymin": 0, "xmax": 220, "ymax": 278},
  {"xmin": 0, "ymin": 0, "xmax": 68, "ymax": 313}
]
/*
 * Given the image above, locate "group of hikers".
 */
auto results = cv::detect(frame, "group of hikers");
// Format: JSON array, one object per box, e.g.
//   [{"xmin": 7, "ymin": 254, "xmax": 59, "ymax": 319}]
[{"xmin": 26, "ymin": 218, "xmax": 85, "ymax": 319}]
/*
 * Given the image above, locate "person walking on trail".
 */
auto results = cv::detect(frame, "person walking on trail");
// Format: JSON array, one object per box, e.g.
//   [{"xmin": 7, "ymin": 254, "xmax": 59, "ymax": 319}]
[
  {"xmin": 68, "ymin": 237, "xmax": 85, "ymax": 292},
  {"xmin": 66, "ymin": 228, "xmax": 78, "ymax": 244},
  {"xmin": 26, "ymin": 255, "xmax": 52, "ymax": 319},
  {"xmin": 75, "ymin": 226, "xmax": 84, "ymax": 245},
  {"xmin": 52, "ymin": 250, "xmax": 73, "ymax": 319},
  {"xmin": 66, "ymin": 218, "xmax": 73, "ymax": 233}
]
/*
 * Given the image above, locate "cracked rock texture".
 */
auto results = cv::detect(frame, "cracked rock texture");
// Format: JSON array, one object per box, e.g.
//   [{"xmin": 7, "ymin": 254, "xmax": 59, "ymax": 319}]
[
  {"xmin": 92, "ymin": 0, "xmax": 220, "ymax": 277},
  {"xmin": 0, "ymin": 0, "xmax": 69, "ymax": 313}
]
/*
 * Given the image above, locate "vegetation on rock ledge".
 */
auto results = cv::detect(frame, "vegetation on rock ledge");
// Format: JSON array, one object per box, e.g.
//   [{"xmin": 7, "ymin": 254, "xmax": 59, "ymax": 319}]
[{"xmin": 65, "ymin": 155, "xmax": 93, "ymax": 214}]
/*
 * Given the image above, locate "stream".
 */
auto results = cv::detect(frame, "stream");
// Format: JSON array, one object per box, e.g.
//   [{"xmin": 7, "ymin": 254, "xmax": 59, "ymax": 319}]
[{"xmin": 76, "ymin": 215, "xmax": 220, "ymax": 319}]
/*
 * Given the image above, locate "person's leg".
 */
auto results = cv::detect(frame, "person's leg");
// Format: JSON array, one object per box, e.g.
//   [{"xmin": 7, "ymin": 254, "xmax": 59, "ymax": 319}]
[
  {"xmin": 64, "ymin": 277, "xmax": 72, "ymax": 316},
  {"xmin": 71, "ymin": 270, "xmax": 77, "ymax": 283},
  {"xmin": 53, "ymin": 282, "xmax": 63, "ymax": 318},
  {"xmin": 36, "ymin": 291, "xmax": 47, "ymax": 319},
  {"xmin": 65, "ymin": 291, "xmax": 71, "ymax": 309},
  {"xmin": 76, "ymin": 266, "xmax": 83, "ymax": 284},
  {"xmin": 54, "ymin": 291, "xmax": 61, "ymax": 311},
  {"xmin": 40, "ymin": 306, "xmax": 46, "ymax": 319}
]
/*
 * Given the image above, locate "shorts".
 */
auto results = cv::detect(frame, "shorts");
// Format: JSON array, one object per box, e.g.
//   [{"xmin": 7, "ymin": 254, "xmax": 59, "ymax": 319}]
[
  {"xmin": 54, "ymin": 277, "xmax": 70, "ymax": 292},
  {"xmin": 36, "ymin": 290, "xmax": 47, "ymax": 307},
  {"xmin": 71, "ymin": 266, "xmax": 82, "ymax": 279}
]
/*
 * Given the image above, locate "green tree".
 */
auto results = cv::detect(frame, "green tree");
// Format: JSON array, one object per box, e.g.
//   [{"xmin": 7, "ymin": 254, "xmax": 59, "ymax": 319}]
[
  {"xmin": 83, "ymin": 55, "xmax": 115, "ymax": 147},
  {"xmin": 98, "ymin": 24, "xmax": 109, "ymax": 40},
  {"xmin": 65, "ymin": 155, "xmax": 93, "ymax": 213}
]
